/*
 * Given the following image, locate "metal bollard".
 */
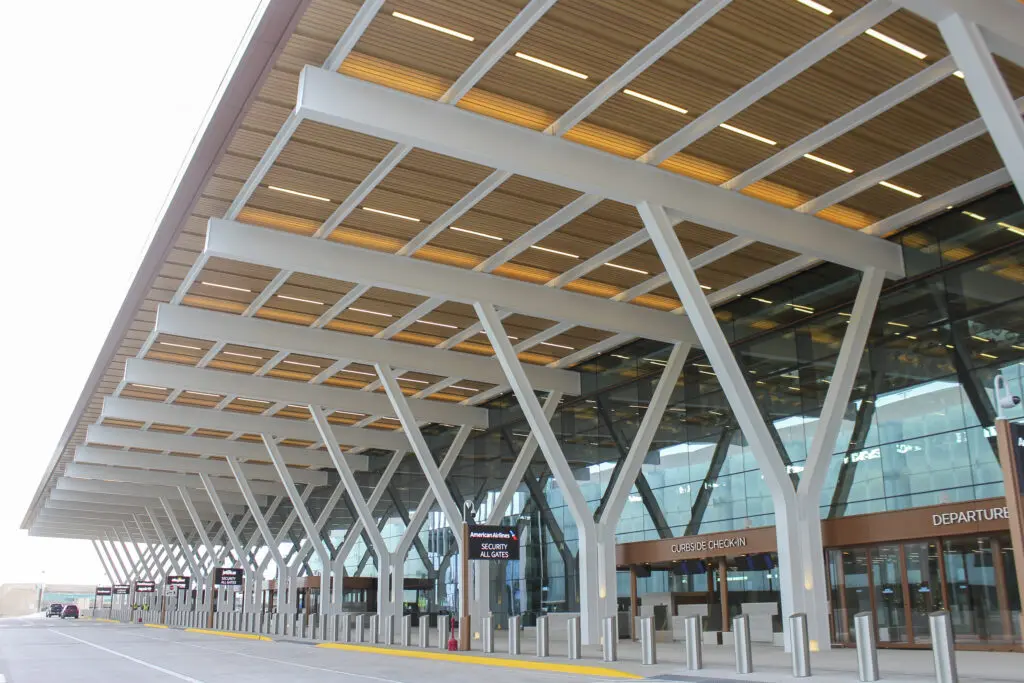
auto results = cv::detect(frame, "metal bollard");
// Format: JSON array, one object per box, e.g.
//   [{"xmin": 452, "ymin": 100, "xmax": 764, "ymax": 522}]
[
  {"xmin": 536, "ymin": 616, "xmax": 549, "ymax": 657},
  {"xmin": 297, "ymin": 615, "xmax": 305, "ymax": 639},
  {"xmin": 684, "ymin": 615, "xmax": 702, "ymax": 670},
  {"xmin": 384, "ymin": 615, "xmax": 394, "ymax": 645},
  {"xmin": 438, "ymin": 615, "xmax": 450, "ymax": 650},
  {"xmin": 508, "ymin": 616, "xmax": 521, "ymax": 654},
  {"xmin": 369, "ymin": 614, "xmax": 379, "ymax": 644},
  {"xmin": 929, "ymin": 611, "xmax": 958, "ymax": 683},
  {"xmin": 567, "ymin": 617, "xmax": 582, "ymax": 660},
  {"xmin": 790, "ymin": 613, "xmax": 811, "ymax": 678},
  {"xmin": 342, "ymin": 614, "xmax": 353, "ymax": 642},
  {"xmin": 402, "ymin": 615, "xmax": 412, "ymax": 646},
  {"xmin": 639, "ymin": 616, "xmax": 656, "ymax": 665},
  {"xmin": 734, "ymin": 614, "xmax": 753, "ymax": 674},
  {"xmin": 602, "ymin": 616, "xmax": 617, "ymax": 662},
  {"xmin": 419, "ymin": 617, "xmax": 430, "ymax": 648},
  {"xmin": 355, "ymin": 614, "xmax": 365, "ymax": 643},
  {"xmin": 482, "ymin": 616, "xmax": 494, "ymax": 653},
  {"xmin": 854, "ymin": 611, "xmax": 879, "ymax": 682}
]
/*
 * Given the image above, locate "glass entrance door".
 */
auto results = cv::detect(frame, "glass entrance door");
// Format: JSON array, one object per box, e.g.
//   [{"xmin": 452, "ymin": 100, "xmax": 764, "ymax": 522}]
[
  {"xmin": 943, "ymin": 535, "xmax": 1016, "ymax": 645},
  {"xmin": 871, "ymin": 545, "xmax": 908, "ymax": 644}
]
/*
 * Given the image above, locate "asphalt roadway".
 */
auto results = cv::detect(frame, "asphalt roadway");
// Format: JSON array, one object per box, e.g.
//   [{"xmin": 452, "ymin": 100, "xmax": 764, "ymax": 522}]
[{"xmin": 0, "ymin": 615, "xmax": 634, "ymax": 683}]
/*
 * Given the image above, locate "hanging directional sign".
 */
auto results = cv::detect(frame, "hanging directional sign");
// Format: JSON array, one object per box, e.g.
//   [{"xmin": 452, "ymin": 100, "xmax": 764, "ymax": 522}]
[
  {"xmin": 134, "ymin": 581, "xmax": 156, "ymax": 593},
  {"xmin": 467, "ymin": 525, "xmax": 520, "ymax": 560},
  {"xmin": 166, "ymin": 576, "xmax": 190, "ymax": 589},
  {"xmin": 113, "ymin": 584, "xmax": 130, "ymax": 595},
  {"xmin": 214, "ymin": 567, "xmax": 244, "ymax": 586},
  {"xmin": 95, "ymin": 586, "xmax": 112, "ymax": 596}
]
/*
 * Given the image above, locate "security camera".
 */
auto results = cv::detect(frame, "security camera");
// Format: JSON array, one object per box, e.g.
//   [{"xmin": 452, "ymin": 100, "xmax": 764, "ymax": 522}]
[{"xmin": 999, "ymin": 394, "xmax": 1021, "ymax": 410}]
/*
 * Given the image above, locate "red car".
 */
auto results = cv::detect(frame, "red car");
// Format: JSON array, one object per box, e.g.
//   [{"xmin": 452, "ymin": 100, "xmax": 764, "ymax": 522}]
[{"xmin": 61, "ymin": 604, "xmax": 79, "ymax": 619}]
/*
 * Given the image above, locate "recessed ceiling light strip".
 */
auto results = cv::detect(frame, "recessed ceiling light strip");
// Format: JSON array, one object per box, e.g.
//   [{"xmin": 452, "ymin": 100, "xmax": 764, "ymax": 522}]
[
  {"xmin": 268, "ymin": 185, "xmax": 331, "ymax": 202},
  {"xmin": 391, "ymin": 11, "xmax": 474, "ymax": 41},
  {"xmin": 514, "ymin": 52, "xmax": 588, "ymax": 79}
]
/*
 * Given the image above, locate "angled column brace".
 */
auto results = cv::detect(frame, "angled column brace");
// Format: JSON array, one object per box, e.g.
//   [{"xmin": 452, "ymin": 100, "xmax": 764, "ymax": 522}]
[
  {"xmin": 386, "ymin": 484, "xmax": 432, "ymax": 570},
  {"xmin": 940, "ymin": 13, "xmax": 1024, "ymax": 202},
  {"xmin": 145, "ymin": 508, "xmax": 183, "ymax": 577},
  {"xmin": 354, "ymin": 514, "xmax": 391, "ymax": 577},
  {"xmin": 199, "ymin": 474, "xmax": 248, "ymax": 574},
  {"xmin": 375, "ymin": 369, "xmax": 465, "ymax": 542},
  {"xmin": 159, "ymin": 497, "xmax": 202, "ymax": 579},
  {"xmin": 92, "ymin": 539, "xmax": 119, "ymax": 584},
  {"xmin": 287, "ymin": 531, "xmax": 315, "ymax": 577},
  {"xmin": 293, "ymin": 481, "xmax": 346, "ymax": 568},
  {"xmin": 104, "ymin": 532, "xmax": 131, "ymax": 582},
  {"xmin": 121, "ymin": 522, "xmax": 156, "ymax": 583},
  {"xmin": 520, "ymin": 467, "xmax": 578, "ymax": 611}
]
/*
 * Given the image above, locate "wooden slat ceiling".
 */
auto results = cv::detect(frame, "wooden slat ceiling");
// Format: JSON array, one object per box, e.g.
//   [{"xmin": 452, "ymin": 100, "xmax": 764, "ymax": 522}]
[{"xmin": 31, "ymin": 0, "xmax": 1024, "ymax": 532}]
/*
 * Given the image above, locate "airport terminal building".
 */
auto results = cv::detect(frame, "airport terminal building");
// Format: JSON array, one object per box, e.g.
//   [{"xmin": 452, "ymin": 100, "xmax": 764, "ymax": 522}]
[{"xmin": 21, "ymin": 0, "xmax": 1024, "ymax": 655}]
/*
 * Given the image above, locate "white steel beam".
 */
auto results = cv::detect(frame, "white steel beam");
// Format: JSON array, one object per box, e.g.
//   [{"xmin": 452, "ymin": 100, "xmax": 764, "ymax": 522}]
[
  {"xmin": 124, "ymin": 358, "xmax": 485, "ymax": 428},
  {"xmin": 474, "ymin": 301, "xmax": 599, "ymax": 644},
  {"xmin": 53, "ymin": 479, "xmax": 254, "ymax": 513},
  {"xmin": 64, "ymin": 462, "xmax": 284, "ymax": 497},
  {"xmin": 205, "ymin": 218, "xmax": 691, "ymax": 349},
  {"xmin": 225, "ymin": 455, "xmax": 287, "ymax": 589},
  {"xmin": 331, "ymin": 450, "xmax": 404, "ymax": 578},
  {"xmin": 199, "ymin": 474, "xmax": 248, "ymax": 578},
  {"xmin": 940, "ymin": 14, "xmax": 1024, "ymax": 202},
  {"xmin": 296, "ymin": 67, "xmax": 905, "ymax": 278},
  {"xmin": 82, "ymin": 426, "xmax": 340, "ymax": 477},
  {"xmin": 76, "ymin": 443, "xmax": 329, "ymax": 487},
  {"xmin": 102, "ymin": 396, "xmax": 410, "ymax": 452},
  {"xmin": 896, "ymin": 0, "xmax": 1024, "ymax": 68}
]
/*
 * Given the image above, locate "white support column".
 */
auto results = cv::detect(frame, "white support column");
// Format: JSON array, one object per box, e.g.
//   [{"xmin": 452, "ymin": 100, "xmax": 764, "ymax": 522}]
[
  {"xmin": 225, "ymin": 455, "xmax": 288, "ymax": 613},
  {"xmin": 331, "ymin": 450, "xmax": 405, "ymax": 611},
  {"xmin": 595, "ymin": 342, "xmax": 689, "ymax": 623},
  {"xmin": 145, "ymin": 509, "xmax": 183, "ymax": 578},
  {"xmin": 289, "ymin": 482, "xmax": 346, "ymax": 614},
  {"xmin": 159, "ymin": 498, "xmax": 202, "ymax": 580},
  {"xmin": 102, "ymin": 534, "xmax": 130, "ymax": 584},
  {"xmin": 200, "ymin": 474, "xmax": 249, "ymax": 611},
  {"xmin": 309, "ymin": 408, "xmax": 394, "ymax": 620},
  {"xmin": 92, "ymin": 539, "xmax": 118, "ymax": 585},
  {"xmin": 263, "ymin": 435, "xmax": 332, "ymax": 616},
  {"xmin": 375, "ymin": 367, "xmax": 469, "ymax": 624},
  {"xmin": 939, "ymin": 14, "xmax": 1024, "ymax": 202},
  {"xmin": 638, "ymin": 201, "xmax": 804, "ymax": 650},
  {"xmin": 122, "ymin": 522, "xmax": 157, "ymax": 583},
  {"xmin": 178, "ymin": 487, "xmax": 219, "ymax": 611},
  {"xmin": 474, "ymin": 301, "xmax": 600, "ymax": 644},
  {"xmin": 793, "ymin": 267, "xmax": 885, "ymax": 652}
]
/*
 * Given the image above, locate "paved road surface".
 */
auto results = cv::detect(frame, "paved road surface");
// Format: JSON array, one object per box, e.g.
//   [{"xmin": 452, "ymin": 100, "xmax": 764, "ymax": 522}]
[{"xmin": 0, "ymin": 616, "xmax": 620, "ymax": 683}]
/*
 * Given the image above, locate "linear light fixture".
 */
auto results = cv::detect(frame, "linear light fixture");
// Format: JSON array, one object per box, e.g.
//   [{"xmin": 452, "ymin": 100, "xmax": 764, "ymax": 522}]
[
  {"xmin": 476, "ymin": 331, "xmax": 519, "ymax": 340},
  {"xmin": 962, "ymin": 211, "xmax": 986, "ymax": 221},
  {"xmin": 612, "ymin": 354, "xmax": 630, "ymax": 360},
  {"xmin": 334, "ymin": 410, "xmax": 367, "ymax": 417},
  {"xmin": 223, "ymin": 351, "xmax": 264, "ymax": 360},
  {"xmin": 887, "ymin": 321, "xmax": 909, "ymax": 328},
  {"xmin": 878, "ymin": 180, "xmax": 922, "ymax": 198},
  {"xmin": 514, "ymin": 52, "xmax": 588, "ymax": 79},
  {"xmin": 342, "ymin": 369, "xmax": 375, "ymax": 377},
  {"xmin": 980, "ymin": 352, "xmax": 998, "ymax": 360},
  {"xmin": 907, "ymin": 335, "xmax": 918, "ymax": 340},
  {"xmin": 1013, "ymin": 345, "xmax": 1024, "ymax": 352},
  {"xmin": 130, "ymin": 384, "xmax": 167, "ymax": 391},
  {"xmin": 450, "ymin": 226, "xmax": 503, "ymax": 240},
  {"xmin": 953, "ymin": 70, "xmax": 965, "ymax": 79},
  {"xmin": 786, "ymin": 303, "xmax": 815, "ymax": 314},
  {"xmin": 719, "ymin": 123, "xmax": 776, "ymax": 145},
  {"xmin": 540, "ymin": 341, "xmax": 575, "ymax": 350},
  {"xmin": 838, "ymin": 312, "xmax": 851, "ymax": 317},
  {"xmin": 238, "ymin": 397, "xmax": 271, "ymax": 405},
  {"xmin": 277, "ymin": 294, "xmax": 324, "ymax": 306},
  {"xmin": 200, "ymin": 281, "xmax": 252, "ymax": 293},
  {"xmin": 286, "ymin": 404, "xmax": 310, "ymax": 410},
  {"xmin": 998, "ymin": 221, "xmax": 1024, "ymax": 236},
  {"xmin": 398, "ymin": 377, "xmax": 429, "ymax": 384},
  {"xmin": 158, "ymin": 341, "xmax": 202, "ymax": 351},
  {"xmin": 622, "ymin": 89, "xmax": 688, "ymax": 114},
  {"xmin": 184, "ymin": 390, "xmax": 221, "ymax": 398},
  {"xmin": 418, "ymin": 319, "xmax": 458, "ymax": 329},
  {"xmin": 530, "ymin": 244, "xmax": 580, "ymax": 259},
  {"xmin": 606, "ymin": 262, "xmax": 649, "ymax": 275},
  {"xmin": 865, "ymin": 29, "xmax": 927, "ymax": 60},
  {"xmin": 971, "ymin": 335, "xmax": 990, "ymax": 343},
  {"xmin": 392, "ymin": 11, "xmax": 474, "ymax": 41},
  {"xmin": 752, "ymin": 297, "xmax": 773, "ymax": 305},
  {"xmin": 282, "ymin": 360, "xmax": 322, "ymax": 368},
  {"xmin": 450, "ymin": 385, "xmax": 478, "ymax": 392},
  {"xmin": 803, "ymin": 153, "xmax": 853, "ymax": 173},
  {"xmin": 701, "ymin": 284, "xmax": 712, "ymax": 291},
  {"xmin": 349, "ymin": 307, "xmax": 393, "ymax": 318},
  {"xmin": 794, "ymin": 0, "xmax": 833, "ymax": 15},
  {"xmin": 362, "ymin": 207, "xmax": 420, "ymax": 222},
  {"xmin": 268, "ymin": 185, "xmax": 331, "ymax": 202}
]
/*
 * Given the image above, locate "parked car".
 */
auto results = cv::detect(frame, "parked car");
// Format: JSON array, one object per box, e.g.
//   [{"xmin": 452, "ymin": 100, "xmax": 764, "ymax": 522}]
[
  {"xmin": 46, "ymin": 603, "xmax": 63, "ymax": 618},
  {"xmin": 61, "ymin": 604, "xmax": 79, "ymax": 619}
]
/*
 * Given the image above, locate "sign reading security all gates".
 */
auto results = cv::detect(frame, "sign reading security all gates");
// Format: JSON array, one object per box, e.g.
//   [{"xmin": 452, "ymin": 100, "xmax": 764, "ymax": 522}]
[
  {"xmin": 95, "ymin": 586, "xmax": 112, "ymax": 596},
  {"xmin": 214, "ymin": 567, "xmax": 244, "ymax": 586},
  {"xmin": 134, "ymin": 581, "xmax": 156, "ymax": 593},
  {"xmin": 467, "ymin": 525, "xmax": 520, "ymax": 560},
  {"xmin": 113, "ymin": 584, "xmax": 130, "ymax": 595}
]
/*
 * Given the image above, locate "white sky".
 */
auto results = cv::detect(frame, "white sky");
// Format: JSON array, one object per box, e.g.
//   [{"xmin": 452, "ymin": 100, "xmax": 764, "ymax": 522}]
[{"xmin": 0, "ymin": 0, "xmax": 262, "ymax": 586}]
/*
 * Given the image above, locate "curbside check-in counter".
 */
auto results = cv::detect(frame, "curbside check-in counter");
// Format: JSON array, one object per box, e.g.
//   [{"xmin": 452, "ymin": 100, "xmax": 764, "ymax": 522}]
[{"xmin": 616, "ymin": 497, "xmax": 1022, "ymax": 651}]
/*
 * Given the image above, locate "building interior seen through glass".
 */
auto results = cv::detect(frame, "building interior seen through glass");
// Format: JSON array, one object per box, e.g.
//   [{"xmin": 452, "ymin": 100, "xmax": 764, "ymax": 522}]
[{"xmin": 292, "ymin": 187, "xmax": 1023, "ymax": 645}]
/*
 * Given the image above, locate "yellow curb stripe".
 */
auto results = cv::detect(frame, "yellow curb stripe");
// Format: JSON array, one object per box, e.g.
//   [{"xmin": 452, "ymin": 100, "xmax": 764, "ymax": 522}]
[
  {"xmin": 90, "ymin": 618, "xmax": 119, "ymax": 623},
  {"xmin": 316, "ymin": 643, "xmax": 642, "ymax": 678},
  {"xmin": 184, "ymin": 628, "xmax": 271, "ymax": 641},
  {"xmin": 143, "ymin": 624, "xmax": 169, "ymax": 629}
]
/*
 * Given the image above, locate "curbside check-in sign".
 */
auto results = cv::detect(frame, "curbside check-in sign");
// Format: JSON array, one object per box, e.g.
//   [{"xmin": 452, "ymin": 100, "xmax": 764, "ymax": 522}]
[{"xmin": 467, "ymin": 525, "xmax": 520, "ymax": 560}]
